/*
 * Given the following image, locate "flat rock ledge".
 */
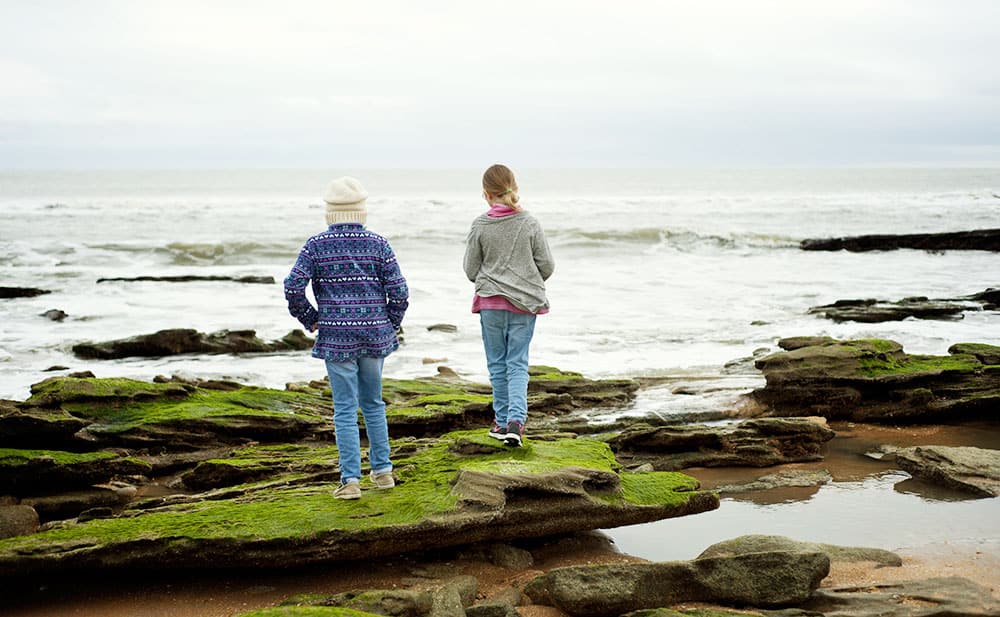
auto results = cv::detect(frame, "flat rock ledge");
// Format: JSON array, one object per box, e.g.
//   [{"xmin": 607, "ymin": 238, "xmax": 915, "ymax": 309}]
[
  {"xmin": 72, "ymin": 328, "xmax": 313, "ymax": 359},
  {"xmin": 799, "ymin": 228, "xmax": 1000, "ymax": 252},
  {"xmin": 609, "ymin": 417, "xmax": 835, "ymax": 471},
  {"xmin": 752, "ymin": 338, "xmax": 1000, "ymax": 422},
  {"xmin": 0, "ymin": 431, "xmax": 717, "ymax": 577},
  {"xmin": 523, "ymin": 550, "xmax": 831, "ymax": 616},
  {"xmin": 892, "ymin": 445, "xmax": 1000, "ymax": 497}
]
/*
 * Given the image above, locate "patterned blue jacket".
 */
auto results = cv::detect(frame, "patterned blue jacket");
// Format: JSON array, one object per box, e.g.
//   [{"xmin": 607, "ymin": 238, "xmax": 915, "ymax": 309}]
[{"xmin": 284, "ymin": 223, "xmax": 409, "ymax": 362}]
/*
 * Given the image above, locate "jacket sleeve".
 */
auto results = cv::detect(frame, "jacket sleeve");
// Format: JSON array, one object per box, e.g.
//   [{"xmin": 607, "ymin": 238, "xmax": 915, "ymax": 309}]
[
  {"xmin": 380, "ymin": 241, "xmax": 409, "ymax": 330},
  {"xmin": 463, "ymin": 226, "xmax": 483, "ymax": 282},
  {"xmin": 531, "ymin": 221, "xmax": 555, "ymax": 281},
  {"xmin": 284, "ymin": 242, "xmax": 319, "ymax": 329}
]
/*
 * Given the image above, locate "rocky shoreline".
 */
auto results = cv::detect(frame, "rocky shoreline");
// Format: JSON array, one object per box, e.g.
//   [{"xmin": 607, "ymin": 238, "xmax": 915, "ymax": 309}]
[{"xmin": 1, "ymin": 339, "xmax": 998, "ymax": 616}]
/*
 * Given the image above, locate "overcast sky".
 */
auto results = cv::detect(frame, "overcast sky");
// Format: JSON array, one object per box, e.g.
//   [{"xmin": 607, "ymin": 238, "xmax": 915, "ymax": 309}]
[{"xmin": 2, "ymin": 1, "xmax": 999, "ymax": 169}]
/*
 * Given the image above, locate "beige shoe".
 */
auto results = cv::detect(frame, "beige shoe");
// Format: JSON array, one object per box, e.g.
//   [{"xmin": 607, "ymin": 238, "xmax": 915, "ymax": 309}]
[
  {"xmin": 370, "ymin": 470, "xmax": 395, "ymax": 489},
  {"xmin": 334, "ymin": 481, "xmax": 361, "ymax": 500}
]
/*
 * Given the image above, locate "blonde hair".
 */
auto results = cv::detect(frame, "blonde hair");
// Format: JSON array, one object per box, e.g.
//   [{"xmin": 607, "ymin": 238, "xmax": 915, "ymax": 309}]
[{"xmin": 482, "ymin": 164, "xmax": 521, "ymax": 210}]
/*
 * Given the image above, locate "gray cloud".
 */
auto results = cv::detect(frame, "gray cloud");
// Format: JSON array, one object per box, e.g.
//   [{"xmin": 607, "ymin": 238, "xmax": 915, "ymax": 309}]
[{"xmin": 2, "ymin": 0, "xmax": 998, "ymax": 168}]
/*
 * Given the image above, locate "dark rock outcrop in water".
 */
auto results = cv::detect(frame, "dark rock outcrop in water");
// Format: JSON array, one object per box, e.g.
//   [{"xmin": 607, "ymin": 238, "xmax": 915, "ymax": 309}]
[
  {"xmin": 753, "ymin": 338, "xmax": 1000, "ymax": 422},
  {"xmin": 523, "ymin": 550, "xmax": 830, "ymax": 615},
  {"xmin": 800, "ymin": 228, "xmax": 1000, "ymax": 252},
  {"xmin": 96, "ymin": 275, "xmax": 275, "ymax": 284},
  {"xmin": 891, "ymin": 445, "xmax": 1000, "ymax": 497},
  {"xmin": 608, "ymin": 417, "xmax": 835, "ymax": 471},
  {"xmin": 0, "ymin": 286, "xmax": 51, "ymax": 299},
  {"xmin": 809, "ymin": 288, "xmax": 998, "ymax": 323},
  {"xmin": 72, "ymin": 328, "xmax": 313, "ymax": 359}
]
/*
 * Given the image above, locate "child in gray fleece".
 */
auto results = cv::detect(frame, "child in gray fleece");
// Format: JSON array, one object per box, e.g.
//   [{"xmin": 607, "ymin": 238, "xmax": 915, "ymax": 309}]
[{"xmin": 463, "ymin": 164, "xmax": 555, "ymax": 446}]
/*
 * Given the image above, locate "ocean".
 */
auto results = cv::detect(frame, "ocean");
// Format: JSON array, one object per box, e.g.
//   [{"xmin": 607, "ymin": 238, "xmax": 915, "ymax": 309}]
[{"xmin": 1, "ymin": 168, "xmax": 998, "ymax": 404}]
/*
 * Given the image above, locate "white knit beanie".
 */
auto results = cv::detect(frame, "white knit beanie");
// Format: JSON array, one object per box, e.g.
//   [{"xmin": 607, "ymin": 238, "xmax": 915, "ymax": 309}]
[{"xmin": 324, "ymin": 176, "xmax": 368, "ymax": 225}]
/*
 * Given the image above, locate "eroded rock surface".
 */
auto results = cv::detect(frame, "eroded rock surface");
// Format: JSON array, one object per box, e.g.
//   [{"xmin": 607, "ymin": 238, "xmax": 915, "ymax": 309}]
[
  {"xmin": 893, "ymin": 445, "xmax": 1000, "ymax": 497},
  {"xmin": 524, "ymin": 550, "xmax": 831, "ymax": 616},
  {"xmin": 753, "ymin": 339, "xmax": 999, "ymax": 422},
  {"xmin": 609, "ymin": 418, "xmax": 835, "ymax": 471}
]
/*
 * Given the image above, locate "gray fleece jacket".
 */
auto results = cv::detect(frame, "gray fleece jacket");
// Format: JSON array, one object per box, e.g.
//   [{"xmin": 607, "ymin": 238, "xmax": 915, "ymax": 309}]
[{"xmin": 463, "ymin": 211, "xmax": 555, "ymax": 313}]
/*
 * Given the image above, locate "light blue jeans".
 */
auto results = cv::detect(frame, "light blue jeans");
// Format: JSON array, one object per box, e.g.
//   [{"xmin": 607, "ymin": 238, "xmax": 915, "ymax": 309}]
[
  {"xmin": 325, "ymin": 356, "xmax": 392, "ymax": 484},
  {"xmin": 479, "ymin": 309, "xmax": 536, "ymax": 427}
]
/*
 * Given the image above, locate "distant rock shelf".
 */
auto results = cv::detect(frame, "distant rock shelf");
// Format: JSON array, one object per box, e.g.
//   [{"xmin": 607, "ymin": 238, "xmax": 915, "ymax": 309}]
[
  {"xmin": 96, "ymin": 275, "xmax": 275, "ymax": 284},
  {"xmin": 800, "ymin": 228, "xmax": 1000, "ymax": 252},
  {"xmin": 0, "ymin": 287, "xmax": 51, "ymax": 299}
]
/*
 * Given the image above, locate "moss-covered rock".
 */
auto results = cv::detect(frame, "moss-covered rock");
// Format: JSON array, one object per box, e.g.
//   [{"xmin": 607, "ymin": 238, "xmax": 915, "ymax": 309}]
[
  {"xmin": 0, "ymin": 431, "xmax": 716, "ymax": 576},
  {"xmin": 15, "ymin": 377, "xmax": 333, "ymax": 449},
  {"xmin": 753, "ymin": 338, "xmax": 999, "ymax": 422},
  {"xmin": 0, "ymin": 448, "xmax": 150, "ymax": 495}
]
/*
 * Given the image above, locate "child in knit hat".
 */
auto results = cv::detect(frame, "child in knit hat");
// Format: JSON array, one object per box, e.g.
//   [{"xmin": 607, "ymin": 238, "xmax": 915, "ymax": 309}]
[
  {"xmin": 284, "ymin": 176, "xmax": 409, "ymax": 499},
  {"xmin": 463, "ymin": 164, "xmax": 555, "ymax": 446}
]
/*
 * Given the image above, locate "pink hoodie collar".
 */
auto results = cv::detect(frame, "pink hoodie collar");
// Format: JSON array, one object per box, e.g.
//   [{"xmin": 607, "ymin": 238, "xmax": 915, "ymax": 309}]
[{"xmin": 487, "ymin": 203, "xmax": 519, "ymax": 218}]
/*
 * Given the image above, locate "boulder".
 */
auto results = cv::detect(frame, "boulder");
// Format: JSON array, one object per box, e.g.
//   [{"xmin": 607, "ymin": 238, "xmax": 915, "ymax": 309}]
[
  {"xmin": 40, "ymin": 309, "xmax": 69, "ymax": 322},
  {"xmin": 698, "ymin": 535, "xmax": 902, "ymax": 567},
  {"xmin": 0, "ymin": 505, "xmax": 39, "ymax": 539},
  {"xmin": 0, "ymin": 431, "xmax": 717, "ymax": 576},
  {"xmin": 802, "ymin": 577, "xmax": 1000, "ymax": 617},
  {"xmin": 752, "ymin": 339, "xmax": 999, "ymax": 422},
  {"xmin": 800, "ymin": 228, "xmax": 1000, "ymax": 252},
  {"xmin": 892, "ymin": 445, "xmax": 1000, "ymax": 497},
  {"xmin": 524, "ymin": 550, "xmax": 831, "ymax": 616},
  {"xmin": 609, "ymin": 418, "xmax": 835, "ymax": 471},
  {"xmin": 72, "ymin": 328, "xmax": 312, "ymax": 359}
]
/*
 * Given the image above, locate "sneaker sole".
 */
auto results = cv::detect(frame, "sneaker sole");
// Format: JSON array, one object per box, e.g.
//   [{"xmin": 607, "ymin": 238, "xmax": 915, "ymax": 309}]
[
  {"xmin": 503, "ymin": 434, "xmax": 522, "ymax": 447},
  {"xmin": 488, "ymin": 431, "xmax": 506, "ymax": 440}
]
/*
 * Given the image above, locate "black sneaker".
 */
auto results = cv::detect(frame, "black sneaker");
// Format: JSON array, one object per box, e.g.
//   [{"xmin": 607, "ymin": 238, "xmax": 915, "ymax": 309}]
[
  {"xmin": 503, "ymin": 421, "xmax": 524, "ymax": 447},
  {"xmin": 488, "ymin": 422, "xmax": 507, "ymax": 440}
]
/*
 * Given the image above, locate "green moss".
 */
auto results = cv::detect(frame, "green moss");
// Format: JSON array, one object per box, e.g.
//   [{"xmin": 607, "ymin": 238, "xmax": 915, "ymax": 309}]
[
  {"xmin": 619, "ymin": 472, "xmax": 702, "ymax": 507},
  {"xmin": 855, "ymin": 339, "xmax": 900, "ymax": 353},
  {"xmin": 858, "ymin": 352, "xmax": 982, "ymax": 377},
  {"xmin": 0, "ymin": 448, "xmax": 118, "ymax": 467},
  {"xmin": 528, "ymin": 366, "xmax": 584, "ymax": 381},
  {"xmin": 26, "ymin": 377, "xmax": 191, "ymax": 406},
  {"xmin": 235, "ymin": 607, "xmax": 385, "ymax": 617},
  {"xmin": 58, "ymin": 386, "xmax": 329, "ymax": 434},
  {"xmin": 0, "ymin": 431, "xmax": 701, "ymax": 556}
]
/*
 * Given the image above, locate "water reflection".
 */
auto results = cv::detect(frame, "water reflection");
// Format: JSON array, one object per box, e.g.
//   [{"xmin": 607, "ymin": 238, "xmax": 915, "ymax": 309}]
[{"xmin": 605, "ymin": 473, "xmax": 1000, "ymax": 562}]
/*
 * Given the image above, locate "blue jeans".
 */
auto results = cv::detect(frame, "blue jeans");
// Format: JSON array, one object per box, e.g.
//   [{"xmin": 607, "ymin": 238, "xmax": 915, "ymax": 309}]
[
  {"xmin": 479, "ymin": 309, "xmax": 536, "ymax": 426},
  {"xmin": 325, "ymin": 356, "xmax": 392, "ymax": 484}
]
